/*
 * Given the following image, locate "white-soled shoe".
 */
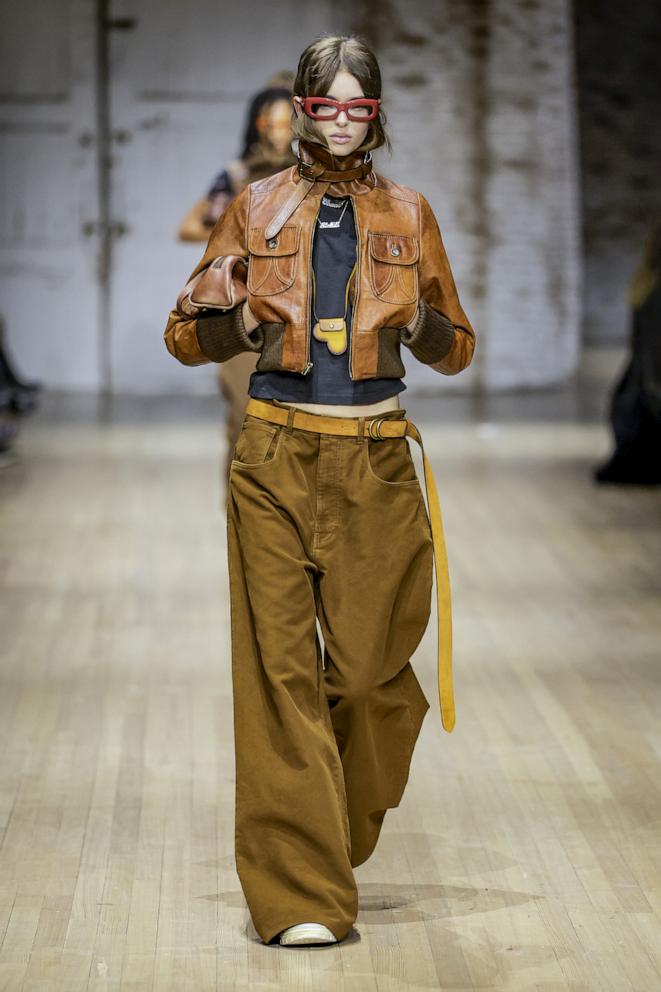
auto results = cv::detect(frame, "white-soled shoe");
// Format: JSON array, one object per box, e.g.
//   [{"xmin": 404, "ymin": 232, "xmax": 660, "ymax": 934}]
[{"xmin": 279, "ymin": 922, "xmax": 338, "ymax": 946}]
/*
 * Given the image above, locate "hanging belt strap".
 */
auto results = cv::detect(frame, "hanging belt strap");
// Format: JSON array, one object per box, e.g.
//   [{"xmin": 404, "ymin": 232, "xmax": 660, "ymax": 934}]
[
  {"xmin": 242, "ymin": 397, "xmax": 456, "ymax": 733},
  {"xmin": 403, "ymin": 419, "xmax": 455, "ymax": 733},
  {"xmin": 265, "ymin": 159, "xmax": 329, "ymax": 242}
]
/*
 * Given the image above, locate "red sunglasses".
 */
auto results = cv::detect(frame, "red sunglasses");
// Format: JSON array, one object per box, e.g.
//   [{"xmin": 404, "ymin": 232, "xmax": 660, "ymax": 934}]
[{"xmin": 296, "ymin": 96, "xmax": 381, "ymax": 122}]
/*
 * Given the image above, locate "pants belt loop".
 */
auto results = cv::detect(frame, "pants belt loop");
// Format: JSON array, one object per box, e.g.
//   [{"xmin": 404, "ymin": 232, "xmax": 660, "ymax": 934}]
[
  {"xmin": 285, "ymin": 406, "xmax": 296, "ymax": 433},
  {"xmin": 356, "ymin": 416, "xmax": 366, "ymax": 444}
]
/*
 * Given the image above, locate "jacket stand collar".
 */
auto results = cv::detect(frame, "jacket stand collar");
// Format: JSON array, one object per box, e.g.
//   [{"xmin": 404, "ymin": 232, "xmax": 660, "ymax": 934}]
[
  {"xmin": 296, "ymin": 139, "xmax": 375, "ymax": 189},
  {"xmin": 264, "ymin": 138, "xmax": 375, "ymax": 241}
]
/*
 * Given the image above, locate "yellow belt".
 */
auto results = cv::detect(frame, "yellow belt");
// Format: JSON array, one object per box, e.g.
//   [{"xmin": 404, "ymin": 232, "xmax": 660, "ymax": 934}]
[{"xmin": 243, "ymin": 397, "xmax": 456, "ymax": 733}]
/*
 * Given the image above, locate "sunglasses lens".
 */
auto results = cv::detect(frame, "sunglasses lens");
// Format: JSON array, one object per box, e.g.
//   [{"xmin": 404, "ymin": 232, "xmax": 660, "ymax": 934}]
[
  {"xmin": 309, "ymin": 101, "xmax": 337, "ymax": 118},
  {"xmin": 347, "ymin": 104, "xmax": 374, "ymax": 119},
  {"xmin": 303, "ymin": 99, "xmax": 378, "ymax": 121}
]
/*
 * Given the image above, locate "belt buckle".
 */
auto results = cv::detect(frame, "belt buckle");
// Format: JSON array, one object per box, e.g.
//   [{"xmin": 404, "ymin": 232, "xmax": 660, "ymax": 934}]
[
  {"xmin": 367, "ymin": 417, "xmax": 386, "ymax": 440},
  {"xmin": 298, "ymin": 162, "xmax": 317, "ymax": 181}
]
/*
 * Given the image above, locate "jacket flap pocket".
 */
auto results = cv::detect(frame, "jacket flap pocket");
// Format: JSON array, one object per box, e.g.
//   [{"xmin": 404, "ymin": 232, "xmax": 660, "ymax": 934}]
[
  {"xmin": 248, "ymin": 225, "xmax": 301, "ymax": 257},
  {"xmin": 368, "ymin": 232, "xmax": 419, "ymax": 265}
]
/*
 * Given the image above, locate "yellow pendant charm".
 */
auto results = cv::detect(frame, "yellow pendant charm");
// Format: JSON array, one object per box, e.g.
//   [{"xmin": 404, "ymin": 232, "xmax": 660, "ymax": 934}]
[{"xmin": 313, "ymin": 318, "xmax": 347, "ymax": 355}]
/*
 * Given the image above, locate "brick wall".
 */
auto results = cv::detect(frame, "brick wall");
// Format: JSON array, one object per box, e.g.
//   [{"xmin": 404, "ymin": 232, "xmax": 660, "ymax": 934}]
[{"xmin": 350, "ymin": 0, "xmax": 582, "ymax": 390}]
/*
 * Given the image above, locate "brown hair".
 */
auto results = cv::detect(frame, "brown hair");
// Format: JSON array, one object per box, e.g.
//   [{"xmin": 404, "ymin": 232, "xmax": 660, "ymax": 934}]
[{"xmin": 291, "ymin": 34, "xmax": 392, "ymax": 156}]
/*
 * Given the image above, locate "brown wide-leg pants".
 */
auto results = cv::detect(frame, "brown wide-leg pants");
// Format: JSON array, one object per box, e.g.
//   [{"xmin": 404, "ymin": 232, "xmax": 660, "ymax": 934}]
[{"xmin": 225, "ymin": 398, "xmax": 434, "ymax": 944}]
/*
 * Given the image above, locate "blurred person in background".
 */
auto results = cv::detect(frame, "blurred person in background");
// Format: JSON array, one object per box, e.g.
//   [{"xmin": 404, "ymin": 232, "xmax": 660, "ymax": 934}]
[
  {"xmin": 0, "ymin": 314, "xmax": 42, "ymax": 466},
  {"xmin": 594, "ymin": 219, "xmax": 661, "ymax": 485},
  {"xmin": 177, "ymin": 72, "xmax": 297, "ymax": 488}
]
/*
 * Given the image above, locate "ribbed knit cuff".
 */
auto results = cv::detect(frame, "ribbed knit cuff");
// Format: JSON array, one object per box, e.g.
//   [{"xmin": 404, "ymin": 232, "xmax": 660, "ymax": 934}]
[
  {"xmin": 195, "ymin": 304, "xmax": 264, "ymax": 363},
  {"xmin": 399, "ymin": 298, "xmax": 455, "ymax": 364}
]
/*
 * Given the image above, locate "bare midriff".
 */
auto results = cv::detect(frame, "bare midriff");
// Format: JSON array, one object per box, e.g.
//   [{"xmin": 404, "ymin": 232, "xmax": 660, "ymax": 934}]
[{"xmin": 275, "ymin": 394, "xmax": 401, "ymax": 417}]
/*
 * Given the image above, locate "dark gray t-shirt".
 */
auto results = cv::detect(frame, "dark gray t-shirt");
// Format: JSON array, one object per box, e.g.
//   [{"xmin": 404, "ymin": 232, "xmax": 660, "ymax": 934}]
[{"xmin": 248, "ymin": 193, "xmax": 406, "ymax": 404}]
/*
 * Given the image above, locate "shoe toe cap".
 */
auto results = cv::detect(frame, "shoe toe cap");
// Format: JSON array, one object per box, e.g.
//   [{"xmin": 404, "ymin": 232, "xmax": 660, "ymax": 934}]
[{"xmin": 279, "ymin": 922, "xmax": 338, "ymax": 945}]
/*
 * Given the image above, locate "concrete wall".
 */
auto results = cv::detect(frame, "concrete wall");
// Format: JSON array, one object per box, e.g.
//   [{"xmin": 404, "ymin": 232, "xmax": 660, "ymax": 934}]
[
  {"xmin": 357, "ymin": 0, "xmax": 582, "ymax": 392},
  {"xmin": 1, "ymin": 0, "xmax": 584, "ymax": 394}
]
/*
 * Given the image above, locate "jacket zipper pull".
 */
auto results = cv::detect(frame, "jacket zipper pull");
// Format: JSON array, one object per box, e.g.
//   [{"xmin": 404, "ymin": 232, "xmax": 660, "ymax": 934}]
[{"xmin": 302, "ymin": 360, "xmax": 314, "ymax": 374}]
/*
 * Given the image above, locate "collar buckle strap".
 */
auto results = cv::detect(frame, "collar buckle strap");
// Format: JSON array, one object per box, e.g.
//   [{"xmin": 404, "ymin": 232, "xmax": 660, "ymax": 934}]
[
  {"xmin": 264, "ymin": 176, "xmax": 328, "ymax": 242},
  {"xmin": 265, "ymin": 143, "xmax": 373, "ymax": 241},
  {"xmin": 296, "ymin": 158, "xmax": 327, "ymax": 182},
  {"xmin": 297, "ymin": 160, "xmax": 369, "ymax": 183}
]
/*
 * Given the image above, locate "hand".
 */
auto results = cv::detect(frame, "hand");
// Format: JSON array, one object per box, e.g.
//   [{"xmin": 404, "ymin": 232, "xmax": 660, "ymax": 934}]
[
  {"xmin": 242, "ymin": 298, "xmax": 260, "ymax": 332},
  {"xmin": 202, "ymin": 191, "xmax": 232, "ymax": 226}
]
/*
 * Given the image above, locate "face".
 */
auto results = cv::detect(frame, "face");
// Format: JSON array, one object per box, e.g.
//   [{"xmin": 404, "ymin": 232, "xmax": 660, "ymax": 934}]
[
  {"xmin": 256, "ymin": 98, "xmax": 293, "ymax": 156},
  {"xmin": 293, "ymin": 69, "xmax": 371, "ymax": 156}
]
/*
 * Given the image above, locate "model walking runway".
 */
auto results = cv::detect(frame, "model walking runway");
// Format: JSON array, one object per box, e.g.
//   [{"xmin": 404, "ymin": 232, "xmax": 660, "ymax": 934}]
[{"xmin": 1, "ymin": 397, "xmax": 660, "ymax": 987}]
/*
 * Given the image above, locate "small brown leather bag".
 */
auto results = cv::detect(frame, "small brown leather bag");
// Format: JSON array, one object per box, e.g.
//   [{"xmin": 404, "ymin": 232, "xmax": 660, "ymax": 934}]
[{"xmin": 176, "ymin": 254, "xmax": 248, "ymax": 317}]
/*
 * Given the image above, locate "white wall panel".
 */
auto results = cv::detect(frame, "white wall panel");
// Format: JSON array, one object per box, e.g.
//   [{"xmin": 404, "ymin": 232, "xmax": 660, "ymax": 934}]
[{"xmin": 0, "ymin": 0, "xmax": 100, "ymax": 391}]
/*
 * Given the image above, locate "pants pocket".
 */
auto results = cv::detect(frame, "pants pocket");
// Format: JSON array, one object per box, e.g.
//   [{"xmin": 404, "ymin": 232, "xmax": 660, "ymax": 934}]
[
  {"xmin": 363, "ymin": 436, "xmax": 420, "ymax": 486},
  {"xmin": 232, "ymin": 417, "xmax": 283, "ymax": 468}
]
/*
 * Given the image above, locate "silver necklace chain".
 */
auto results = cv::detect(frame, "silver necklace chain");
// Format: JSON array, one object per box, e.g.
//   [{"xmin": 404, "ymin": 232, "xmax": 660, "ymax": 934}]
[{"xmin": 317, "ymin": 197, "xmax": 349, "ymax": 229}]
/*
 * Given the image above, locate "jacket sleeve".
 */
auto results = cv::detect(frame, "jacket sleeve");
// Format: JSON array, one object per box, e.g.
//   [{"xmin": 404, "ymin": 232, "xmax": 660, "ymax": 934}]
[
  {"xmin": 399, "ymin": 191, "xmax": 476, "ymax": 375},
  {"xmin": 163, "ymin": 184, "xmax": 264, "ymax": 366}
]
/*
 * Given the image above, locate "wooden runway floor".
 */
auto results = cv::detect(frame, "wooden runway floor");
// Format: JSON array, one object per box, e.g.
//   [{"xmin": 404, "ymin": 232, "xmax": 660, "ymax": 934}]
[{"xmin": 1, "ymin": 384, "xmax": 660, "ymax": 990}]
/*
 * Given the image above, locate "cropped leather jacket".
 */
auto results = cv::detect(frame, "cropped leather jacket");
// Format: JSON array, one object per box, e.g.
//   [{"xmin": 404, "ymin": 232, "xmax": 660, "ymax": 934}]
[{"xmin": 164, "ymin": 139, "xmax": 476, "ymax": 380}]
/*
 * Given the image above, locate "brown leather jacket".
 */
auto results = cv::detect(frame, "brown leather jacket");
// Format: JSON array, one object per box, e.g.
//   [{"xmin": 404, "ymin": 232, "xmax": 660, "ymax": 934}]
[{"xmin": 164, "ymin": 139, "xmax": 476, "ymax": 380}]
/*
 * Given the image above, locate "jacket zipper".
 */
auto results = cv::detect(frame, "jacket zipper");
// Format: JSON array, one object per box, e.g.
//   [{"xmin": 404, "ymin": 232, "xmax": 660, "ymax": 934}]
[
  {"xmin": 348, "ymin": 194, "xmax": 359, "ymax": 380},
  {"xmin": 302, "ymin": 196, "xmax": 322, "ymax": 375}
]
